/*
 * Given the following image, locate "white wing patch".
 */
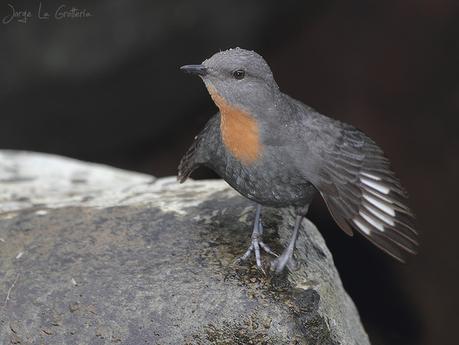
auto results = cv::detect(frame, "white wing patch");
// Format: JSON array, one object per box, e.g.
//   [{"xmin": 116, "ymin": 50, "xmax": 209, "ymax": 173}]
[
  {"xmin": 352, "ymin": 218, "xmax": 372, "ymax": 235},
  {"xmin": 351, "ymin": 171, "xmax": 401, "ymax": 235},
  {"xmin": 360, "ymin": 210, "xmax": 385, "ymax": 231},
  {"xmin": 360, "ymin": 177, "xmax": 390, "ymax": 194},
  {"xmin": 363, "ymin": 193, "xmax": 395, "ymax": 216},
  {"xmin": 359, "ymin": 171, "xmax": 396, "ymax": 228},
  {"xmin": 360, "ymin": 172, "xmax": 382, "ymax": 180},
  {"xmin": 364, "ymin": 203, "xmax": 395, "ymax": 226}
]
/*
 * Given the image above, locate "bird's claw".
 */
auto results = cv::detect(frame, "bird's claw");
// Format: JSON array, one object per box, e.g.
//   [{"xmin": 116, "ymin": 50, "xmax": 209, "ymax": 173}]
[{"xmin": 235, "ymin": 233, "xmax": 278, "ymax": 273}]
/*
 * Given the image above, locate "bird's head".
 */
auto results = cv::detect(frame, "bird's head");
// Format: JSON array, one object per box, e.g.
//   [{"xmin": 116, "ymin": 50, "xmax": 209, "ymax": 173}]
[{"xmin": 180, "ymin": 48, "xmax": 280, "ymax": 115}]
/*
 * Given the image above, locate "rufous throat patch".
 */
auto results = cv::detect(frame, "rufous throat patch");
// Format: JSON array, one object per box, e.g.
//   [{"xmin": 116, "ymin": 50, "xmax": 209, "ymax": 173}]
[{"xmin": 207, "ymin": 86, "xmax": 261, "ymax": 164}]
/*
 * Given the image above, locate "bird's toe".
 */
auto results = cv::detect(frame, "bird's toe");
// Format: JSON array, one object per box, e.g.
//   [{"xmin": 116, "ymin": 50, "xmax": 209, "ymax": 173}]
[{"xmin": 271, "ymin": 254, "xmax": 298, "ymax": 274}]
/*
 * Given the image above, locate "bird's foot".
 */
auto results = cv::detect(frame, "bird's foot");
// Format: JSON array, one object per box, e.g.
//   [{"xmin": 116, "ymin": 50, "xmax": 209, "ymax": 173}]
[
  {"xmin": 234, "ymin": 205, "xmax": 278, "ymax": 274},
  {"xmin": 270, "ymin": 214, "xmax": 304, "ymax": 273},
  {"xmin": 236, "ymin": 232, "xmax": 278, "ymax": 272},
  {"xmin": 270, "ymin": 252, "xmax": 298, "ymax": 273}
]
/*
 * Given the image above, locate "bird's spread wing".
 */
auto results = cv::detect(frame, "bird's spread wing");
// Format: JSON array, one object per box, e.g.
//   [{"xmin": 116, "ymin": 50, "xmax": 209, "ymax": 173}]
[{"xmin": 313, "ymin": 123, "xmax": 418, "ymax": 262}]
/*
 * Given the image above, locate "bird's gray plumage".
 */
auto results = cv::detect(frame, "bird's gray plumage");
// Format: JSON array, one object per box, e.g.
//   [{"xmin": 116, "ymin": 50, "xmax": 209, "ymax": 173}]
[{"xmin": 179, "ymin": 47, "xmax": 418, "ymax": 265}]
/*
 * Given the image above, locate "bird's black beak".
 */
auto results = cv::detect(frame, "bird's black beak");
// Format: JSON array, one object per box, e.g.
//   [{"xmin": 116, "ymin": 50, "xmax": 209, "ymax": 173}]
[{"xmin": 180, "ymin": 64, "xmax": 208, "ymax": 76}]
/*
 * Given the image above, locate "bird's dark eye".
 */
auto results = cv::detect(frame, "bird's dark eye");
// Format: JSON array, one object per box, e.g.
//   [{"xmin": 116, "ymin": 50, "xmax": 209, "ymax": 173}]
[{"xmin": 232, "ymin": 69, "xmax": 245, "ymax": 80}]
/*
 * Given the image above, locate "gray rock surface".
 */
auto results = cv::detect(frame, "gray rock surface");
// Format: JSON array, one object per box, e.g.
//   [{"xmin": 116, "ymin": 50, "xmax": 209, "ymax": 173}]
[{"xmin": 0, "ymin": 151, "xmax": 370, "ymax": 344}]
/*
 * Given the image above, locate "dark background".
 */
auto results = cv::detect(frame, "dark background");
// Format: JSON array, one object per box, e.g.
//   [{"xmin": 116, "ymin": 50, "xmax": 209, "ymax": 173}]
[{"xmin": 1, "ymin": 1, "xmax": 458, "ymax": 344}]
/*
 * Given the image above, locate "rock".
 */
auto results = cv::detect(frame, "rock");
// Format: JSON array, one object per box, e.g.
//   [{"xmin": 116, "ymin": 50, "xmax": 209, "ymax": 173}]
[{"xmin": 0, "ymin": 151, "xmax": 370, "ymax": 344}]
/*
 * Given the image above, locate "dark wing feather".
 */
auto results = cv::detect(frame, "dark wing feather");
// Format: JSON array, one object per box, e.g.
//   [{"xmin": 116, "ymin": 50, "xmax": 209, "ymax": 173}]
[
  {"xmin": 178, "ymin": 136, "xmax": 201, "ymax": 183},
  {"xmin": 177, "ymin": 114, "xmax": 219, "ymax": 183},
  {"xmin": 315, "ymin": 123, "xmax": 418, "ymax": 262}
]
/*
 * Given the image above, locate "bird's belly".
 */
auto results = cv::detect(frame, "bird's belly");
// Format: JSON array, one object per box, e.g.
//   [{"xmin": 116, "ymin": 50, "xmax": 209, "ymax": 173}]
[
  {"xmin": 232, "ymin": 178, "xmax": 312, "ymax": 207},
  {"xmin": 214, "ymin": 158, "xmax": 315, "ymax": 208}
]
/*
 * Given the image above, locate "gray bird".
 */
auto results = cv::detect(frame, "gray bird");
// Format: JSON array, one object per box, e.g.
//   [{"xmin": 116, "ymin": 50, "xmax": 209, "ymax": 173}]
[{"xmin": 178, "ymin": 48, "xmax": 417, "ymax": 273}]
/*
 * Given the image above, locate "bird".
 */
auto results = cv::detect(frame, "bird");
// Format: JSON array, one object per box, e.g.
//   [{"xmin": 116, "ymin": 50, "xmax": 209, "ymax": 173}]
[{"xmin": 178, "ymin": 47, "xmax": 418, "ymax": 273}]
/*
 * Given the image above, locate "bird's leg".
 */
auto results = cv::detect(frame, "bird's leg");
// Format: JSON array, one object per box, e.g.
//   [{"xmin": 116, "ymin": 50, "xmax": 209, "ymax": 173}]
[
  {"xmin": 271, "ymin": 215, "xmax": 303, "ymax": 273},
  {"xmin": 236, "ymin": 204, "xmax": 278, "ymax": 270}
]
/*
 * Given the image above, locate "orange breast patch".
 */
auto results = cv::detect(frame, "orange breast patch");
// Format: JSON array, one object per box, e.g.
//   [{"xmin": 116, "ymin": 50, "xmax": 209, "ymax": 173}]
[{"xmin": 207, "ymin": 86, "xmax": 262, "ymax": 165}]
